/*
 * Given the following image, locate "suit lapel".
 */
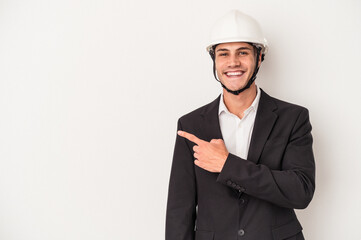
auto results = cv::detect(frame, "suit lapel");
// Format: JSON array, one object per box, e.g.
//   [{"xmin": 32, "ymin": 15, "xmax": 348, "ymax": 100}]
[
  {"xmin": 201, "ymin": 94, "xmax": 224, "ymax": 142},
  {"xmin": 247, "ymin": 89, "xmax": 278, "ymax": 164}
]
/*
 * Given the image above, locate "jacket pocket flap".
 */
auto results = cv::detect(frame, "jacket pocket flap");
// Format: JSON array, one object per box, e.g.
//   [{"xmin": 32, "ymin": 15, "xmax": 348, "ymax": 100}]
[
  {"xmin": 195, "ymin": 230, "xmax": 214, "ymax": 240},
  {"xmin": 272, "ymin": 219, "xmax": 303, "ymax": 240}
]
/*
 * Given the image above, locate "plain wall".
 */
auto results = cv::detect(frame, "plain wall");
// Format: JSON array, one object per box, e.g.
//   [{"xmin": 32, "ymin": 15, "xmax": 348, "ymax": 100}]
[{"xmin": 1, "ymin": 0, "xmax": 360, "ymax": 239}]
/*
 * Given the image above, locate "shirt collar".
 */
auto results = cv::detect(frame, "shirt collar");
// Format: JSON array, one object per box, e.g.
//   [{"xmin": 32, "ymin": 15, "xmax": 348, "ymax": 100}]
[{"xmin": 218, "ymin": 85, "xmax": 261, "ymax": 116}]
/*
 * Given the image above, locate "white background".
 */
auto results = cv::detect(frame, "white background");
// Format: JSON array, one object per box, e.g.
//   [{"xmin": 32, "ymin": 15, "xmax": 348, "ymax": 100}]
[{"xmin": 1, "ymin": 0, "xmax": 360, "ymax": 239}]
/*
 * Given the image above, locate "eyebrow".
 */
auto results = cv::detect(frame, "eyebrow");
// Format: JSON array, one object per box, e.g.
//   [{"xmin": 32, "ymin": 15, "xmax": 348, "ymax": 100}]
[{"xmin": 216, "ymin": 47, "xmax": 252, "ymax": 52}]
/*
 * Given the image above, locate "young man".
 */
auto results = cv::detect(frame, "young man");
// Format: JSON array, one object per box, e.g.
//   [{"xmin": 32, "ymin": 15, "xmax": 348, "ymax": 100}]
[{"xmin": 166, "ymin": 10, "xmax": 315, "ymax": 240}]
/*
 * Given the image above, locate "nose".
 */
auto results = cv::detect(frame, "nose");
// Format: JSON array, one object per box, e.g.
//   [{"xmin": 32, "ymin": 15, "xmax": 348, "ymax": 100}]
[{"xmin": 228, "ymin": 54, "xmax": 241, "ymax": 68}]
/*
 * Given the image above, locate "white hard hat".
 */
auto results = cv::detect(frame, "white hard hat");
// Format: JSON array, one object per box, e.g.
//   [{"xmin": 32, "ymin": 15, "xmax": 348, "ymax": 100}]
[{"xmin": 206, "ymin": 10, "xmax": 268, "ymax": 55}]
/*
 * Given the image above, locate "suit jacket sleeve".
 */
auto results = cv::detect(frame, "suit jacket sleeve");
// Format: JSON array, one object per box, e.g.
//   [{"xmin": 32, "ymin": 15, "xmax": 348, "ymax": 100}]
[
  {"xmin": 166, "ymin": 119, "xmax": 197, "ymax": 240},
  {"xmin": 217, "ymin": 108, "xmax": 315, "ymax": 209}
]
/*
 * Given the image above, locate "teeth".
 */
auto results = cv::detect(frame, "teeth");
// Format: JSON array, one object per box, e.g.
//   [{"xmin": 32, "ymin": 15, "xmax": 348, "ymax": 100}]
[{"xmin": 226, "ymin": 72, "xmax": 242, "ymax": 76}]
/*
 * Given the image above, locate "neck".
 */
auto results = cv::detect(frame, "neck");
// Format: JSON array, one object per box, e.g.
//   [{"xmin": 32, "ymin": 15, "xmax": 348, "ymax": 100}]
[{"xmin": 222, "ymin": 83, "xmax": 257, "ymax": 119}]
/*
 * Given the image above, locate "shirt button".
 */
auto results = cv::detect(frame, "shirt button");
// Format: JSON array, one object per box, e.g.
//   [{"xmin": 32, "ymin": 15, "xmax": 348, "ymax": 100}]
[{"xmin": 238, "ymin": 229, "xmax": 245, "ymax": 236}]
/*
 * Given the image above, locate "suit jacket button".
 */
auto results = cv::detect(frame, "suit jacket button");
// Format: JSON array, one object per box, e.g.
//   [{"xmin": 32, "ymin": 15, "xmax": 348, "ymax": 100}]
[
  {"xmin": 238, "ymin": 229, "xmax": 245, "ymax": 236},
  {"xmin": 239, "ymin": 198, "xmax": 245, "ymax": 204}
]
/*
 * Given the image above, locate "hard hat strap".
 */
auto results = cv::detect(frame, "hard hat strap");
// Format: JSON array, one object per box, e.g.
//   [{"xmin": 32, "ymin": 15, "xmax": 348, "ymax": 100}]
[{"xmin": 212, "ymin": 46, "xmax": 261, "ymax": 96}]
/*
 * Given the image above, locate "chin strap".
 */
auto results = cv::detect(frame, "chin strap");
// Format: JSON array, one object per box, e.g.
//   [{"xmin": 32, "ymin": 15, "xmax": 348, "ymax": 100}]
[{"xmin": 210, "ymin": 45, "xmax": 262, "ymax": 96}]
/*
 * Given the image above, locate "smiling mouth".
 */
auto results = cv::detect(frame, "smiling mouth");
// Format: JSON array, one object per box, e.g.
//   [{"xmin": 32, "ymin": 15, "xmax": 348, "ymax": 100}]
[{"xmin": 224, "ymin": 71, "xmax": 245, "ymax": 77}]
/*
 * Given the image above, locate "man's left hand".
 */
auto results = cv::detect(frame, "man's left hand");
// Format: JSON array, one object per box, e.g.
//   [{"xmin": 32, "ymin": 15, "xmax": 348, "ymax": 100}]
[{"xmin": 177, "ymin": 130, "xmax": 229, "ymax": 173}]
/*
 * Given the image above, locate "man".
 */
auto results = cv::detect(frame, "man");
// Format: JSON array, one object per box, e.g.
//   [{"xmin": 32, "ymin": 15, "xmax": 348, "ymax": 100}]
[{"xmin": 166, "ymin": 10, "xmax": 315, "ymax": 240}]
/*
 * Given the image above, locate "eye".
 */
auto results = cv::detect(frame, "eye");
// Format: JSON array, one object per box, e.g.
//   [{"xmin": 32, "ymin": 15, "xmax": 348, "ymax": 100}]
[
  {"xmin": 239, "ymin": 51, "xmax": 248, "ymax": 56},
  {"xmin": 218, "ymin": 53, "xmax": 228, "ymax": 57}
]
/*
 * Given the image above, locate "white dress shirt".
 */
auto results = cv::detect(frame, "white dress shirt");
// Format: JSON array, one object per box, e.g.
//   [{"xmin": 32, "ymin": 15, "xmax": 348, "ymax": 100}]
[{"xmin": 218, "ymin": 86, "xmax": 261, "ymax": 160}]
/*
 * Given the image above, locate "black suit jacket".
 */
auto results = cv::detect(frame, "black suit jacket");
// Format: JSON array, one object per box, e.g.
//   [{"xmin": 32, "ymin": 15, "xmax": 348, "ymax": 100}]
[{"xmin": 166, "ymin": 89, "xmax": 315, "ymax": 240}]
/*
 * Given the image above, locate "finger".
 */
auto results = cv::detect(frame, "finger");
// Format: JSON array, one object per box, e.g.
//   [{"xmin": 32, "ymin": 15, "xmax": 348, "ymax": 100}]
[
  {"xmin": 194, "ymin": 152, "xmax": 200, "ymax": 159},
  {"xmin": 193, "ymin": 145, "xmax": 199, "ymax": 152},
  {"xmin": 194, "ymin": 159, "xmax": 201, "ymax": 167},
  {"xmin": 194, "ymin": 159, "xmax": 207, "ymax": 171},
  {"xmin": 178, "ymin": 130, "xmax": 204, "ymax": 145},
  {"xmin": 210, "ymin": 139, "xmax": 223, "ymax": 143}
]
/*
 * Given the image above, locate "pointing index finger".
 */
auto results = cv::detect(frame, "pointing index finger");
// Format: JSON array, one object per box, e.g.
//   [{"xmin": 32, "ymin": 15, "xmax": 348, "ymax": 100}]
[{"xmin": 177, "ymin": 130, "xmax": 204, "ymax": 145}]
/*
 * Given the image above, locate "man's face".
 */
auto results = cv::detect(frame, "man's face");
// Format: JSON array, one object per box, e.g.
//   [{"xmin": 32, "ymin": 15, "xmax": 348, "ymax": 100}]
[{"xmin": 214, "ymin": 42, "xmax": 260, "ymax": 91}]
